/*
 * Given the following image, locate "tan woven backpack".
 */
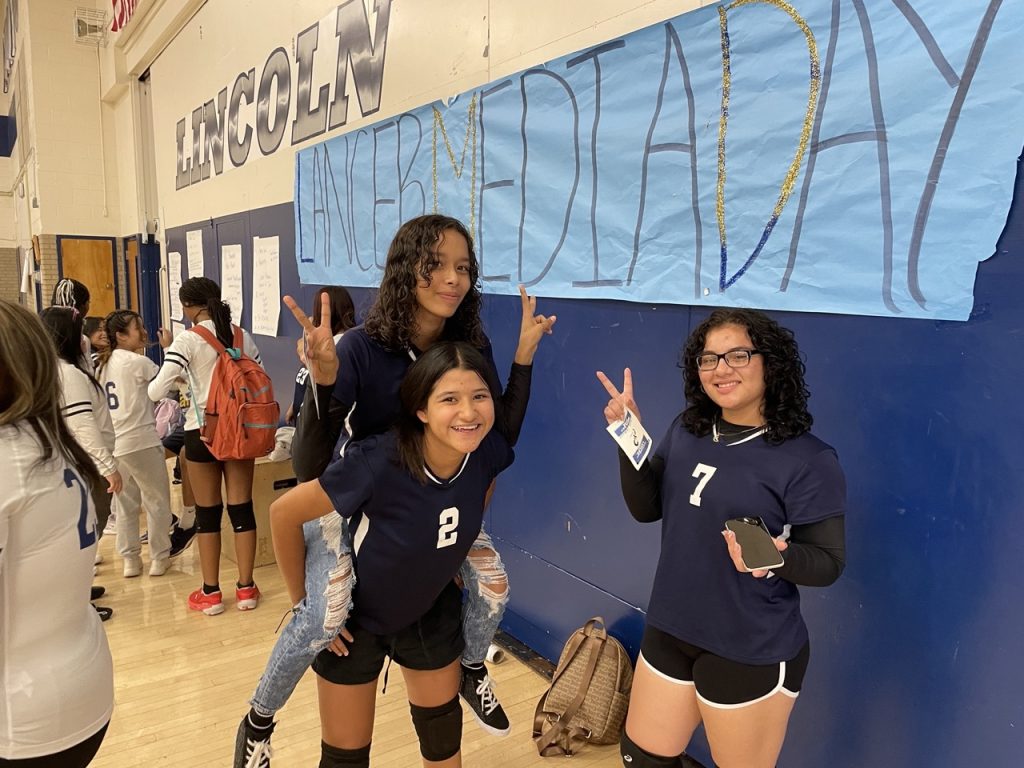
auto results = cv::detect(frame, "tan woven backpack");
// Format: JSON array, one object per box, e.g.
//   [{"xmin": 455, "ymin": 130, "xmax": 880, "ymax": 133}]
[{"xmin": 533, "ymin": 617, "xmax": 634, "ymax": 757}]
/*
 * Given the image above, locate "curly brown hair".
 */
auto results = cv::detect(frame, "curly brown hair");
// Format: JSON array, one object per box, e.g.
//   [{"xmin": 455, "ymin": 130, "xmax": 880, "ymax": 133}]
[
  {"xmin": 363, "ymin": 215, "xmax": 484, "ymax": 350},
  {"xmin": 680, "ymin": 308, "xmax": 812, "ymax": 444}
]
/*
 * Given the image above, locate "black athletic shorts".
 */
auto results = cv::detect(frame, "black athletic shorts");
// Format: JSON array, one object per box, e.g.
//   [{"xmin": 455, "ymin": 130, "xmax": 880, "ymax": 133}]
[
  {"xmin": 639, "ymin": 624, "xmax": 810, "ymax": 707},
  {"xmin": 161, "ymin": 424, "xmax": 185, "ymax": 455},
  {"xmin": 312, "ymin": 581, "xmax": 465, "ymax": 686},
  {"xmin": 184, "ymin": 429, "xmax": 218, "ymax": 464}
]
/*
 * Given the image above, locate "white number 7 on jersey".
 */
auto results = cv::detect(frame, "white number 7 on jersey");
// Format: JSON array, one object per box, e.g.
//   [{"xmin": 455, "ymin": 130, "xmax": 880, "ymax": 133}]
[
  {"xmin": 690, "ymin": 463, "xmax": 717, "ymax": 507},
  {"xmin": 437, "ymin": 507, "xmax": 459, "ymax": 549}
]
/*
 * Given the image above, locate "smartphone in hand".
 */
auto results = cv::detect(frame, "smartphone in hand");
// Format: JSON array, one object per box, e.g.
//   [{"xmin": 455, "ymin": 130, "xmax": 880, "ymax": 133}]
[{"xmin": 724, "ymin": 517, "xmax": 784, "ymax": 571}]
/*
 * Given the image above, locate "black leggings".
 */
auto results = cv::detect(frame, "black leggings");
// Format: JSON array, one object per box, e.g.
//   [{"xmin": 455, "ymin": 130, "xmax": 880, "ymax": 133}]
[{"xmin": 0, "ymin": 723, "xmax": 109, "ymax": 768}]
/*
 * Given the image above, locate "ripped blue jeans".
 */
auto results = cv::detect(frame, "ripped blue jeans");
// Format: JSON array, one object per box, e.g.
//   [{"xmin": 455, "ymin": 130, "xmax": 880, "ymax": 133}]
[{"xmin": 249, "ymin": 517, "xmax": 508, "ymax": 716}]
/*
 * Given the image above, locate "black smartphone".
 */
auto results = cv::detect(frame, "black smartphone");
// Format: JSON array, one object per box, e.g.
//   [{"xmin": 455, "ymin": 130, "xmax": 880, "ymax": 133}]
[{"xmin": 724, "ymin": 517, "xmax": 784, "ymax": 571}]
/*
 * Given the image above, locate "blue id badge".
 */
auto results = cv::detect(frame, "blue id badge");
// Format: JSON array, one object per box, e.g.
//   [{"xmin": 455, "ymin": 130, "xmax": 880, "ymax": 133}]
[{"xmin": 606, "ymin": 407, "xmax": 652, "ymax": 469}]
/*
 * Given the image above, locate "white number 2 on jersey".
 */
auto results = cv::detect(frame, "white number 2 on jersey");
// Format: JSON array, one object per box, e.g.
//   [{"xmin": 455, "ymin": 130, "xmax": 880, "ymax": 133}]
[
  {"xmin": 690, "ymin": 463, "xmax": 717, "ymax": 507},
  {"xmin": 437, "ymin": 507, "xmax": 459, "ymax": 549}
]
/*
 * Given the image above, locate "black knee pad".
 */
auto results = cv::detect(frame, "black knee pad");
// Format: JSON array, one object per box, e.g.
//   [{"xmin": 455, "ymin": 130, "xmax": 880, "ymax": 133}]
[
  {"xmin": 227, "ymin": 501, "xmax": 256, "ymax": 533},
  {"xmin": 319, "ymin": 741, "xmax": 370, "ymax": 768},
  {"xmin": 194, "ymin": 504, "xmax": 223, "ymax": 533},
  {"xmin": 620, "ymin": 729, "xmax": 684, "ymax": 767},
  {"xmin": 410, "ymin": 695, "xmax": 462, "ymax": 762}
]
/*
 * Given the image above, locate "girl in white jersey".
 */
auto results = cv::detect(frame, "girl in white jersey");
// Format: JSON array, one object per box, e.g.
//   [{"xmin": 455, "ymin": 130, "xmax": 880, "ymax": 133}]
[
  {"xmin": 39, "ymin": 308, "xmax": 124, "ymax": 517},
  {"xmin": 148, "ymin": 277, "xmax": 265, "ymax": 616},
  {"xmin": 0, "ymin": 299, "xmax": 114, "ymax": 767},
  {"xmin": 97, "ymin": 310, "xmax": 173, "ymax": 578}
]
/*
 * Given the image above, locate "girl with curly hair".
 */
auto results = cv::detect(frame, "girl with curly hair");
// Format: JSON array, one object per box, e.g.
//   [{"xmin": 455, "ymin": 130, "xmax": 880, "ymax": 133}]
[
  {"xmin": 597, "ymin": 308, "xmax": 846, "ymax": 768},
  {"xmin": 234, "ymin": 215, "xmax": 554, "ymax": 768}
]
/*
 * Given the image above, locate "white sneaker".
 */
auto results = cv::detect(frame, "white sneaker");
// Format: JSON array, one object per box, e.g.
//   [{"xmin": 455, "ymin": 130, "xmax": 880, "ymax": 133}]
[
  {"xmin": 149, "ymin": 558, "xmax": 170, "ymax": 577},
  {"xmin": 103, "ymin": 515, "xmax": 117, "ymax": 536},
  {"xmin": 123, "ymin": 555, "xmax": 143, "ymax": 578},
  {"xmin": 94, "ymin": 550, "xmax": 103, "ymax": 565}
]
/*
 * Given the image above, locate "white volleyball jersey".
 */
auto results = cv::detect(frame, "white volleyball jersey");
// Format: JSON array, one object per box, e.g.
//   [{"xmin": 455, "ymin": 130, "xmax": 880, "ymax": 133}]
[
  {"xmin": 148, "ymin": 321, "xmax": 264, "ymax": 431},
  {"xmin": 58, "ymin": 360, "xmax": 117, "ymax": 476},
  {"xmin": 99, "ymin": 349, "xmax": 162, "ymax": 456},
  {"xmin": 0, "ymin": 425, "xmax": 114, "ymax": 759}
]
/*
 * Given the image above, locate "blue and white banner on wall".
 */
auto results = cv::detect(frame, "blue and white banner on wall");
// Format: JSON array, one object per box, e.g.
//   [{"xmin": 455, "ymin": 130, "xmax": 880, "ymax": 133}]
[{"xmin": 295, "ymin": 0, "xmax": 1023, "ymax": 320}]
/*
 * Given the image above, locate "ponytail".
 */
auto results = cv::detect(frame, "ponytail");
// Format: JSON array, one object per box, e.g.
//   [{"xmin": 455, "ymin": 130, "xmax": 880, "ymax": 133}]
[
  {"xmin": 98, "ymin": 310, "xmax": 142, "ymax": 375},
  {"xmin": 207, "ymin": 298, "xmax": 233, "ymax": 347},
  {"xmin": 179, "ymin": 277, "xmax": 233, "ymax": 347}
]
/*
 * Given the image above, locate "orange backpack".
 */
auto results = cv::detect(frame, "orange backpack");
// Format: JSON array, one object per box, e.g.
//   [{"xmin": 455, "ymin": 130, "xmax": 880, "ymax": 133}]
[{"xmin": 190, "ymin": 325, "xmax": 279, "ymax": 461}]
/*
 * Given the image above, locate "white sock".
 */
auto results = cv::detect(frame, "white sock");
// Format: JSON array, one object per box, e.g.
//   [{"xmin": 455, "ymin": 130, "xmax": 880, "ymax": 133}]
[{"xmin": 178, "ymin": 505, "xmax": 196, "ymax": 528}]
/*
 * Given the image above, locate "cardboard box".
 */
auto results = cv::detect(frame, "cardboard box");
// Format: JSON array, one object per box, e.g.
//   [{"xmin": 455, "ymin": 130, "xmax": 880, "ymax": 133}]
[{"xmin": 220, "ymin": 457, "xmax": 298, "ymax": 567}]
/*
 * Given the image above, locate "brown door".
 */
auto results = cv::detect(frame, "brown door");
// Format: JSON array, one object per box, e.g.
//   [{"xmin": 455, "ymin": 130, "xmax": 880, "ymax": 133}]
[
  {"xmin": 60, "ymin": 238, "xmax": 116, "ymax": 316},
  {"xmin": 125, "ymin": 237, "xmax": 140, "ymax": 312}
]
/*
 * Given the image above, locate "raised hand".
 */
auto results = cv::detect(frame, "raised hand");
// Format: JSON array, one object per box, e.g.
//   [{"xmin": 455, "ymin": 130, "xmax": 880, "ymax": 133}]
[
  {"xmin": 595, "ymin": 368, "xmax": 640, "ymax": 425},
  {"xmin": 283, "ymin": 293, "xmax": 338, "ymax": 386},
  {"xmin": 513, "ymin": 285, "xmax": 557, "ymax": 365},
  {"xmin": 156, "ymin": 328, "xmax": 173, "ymax": 349}
]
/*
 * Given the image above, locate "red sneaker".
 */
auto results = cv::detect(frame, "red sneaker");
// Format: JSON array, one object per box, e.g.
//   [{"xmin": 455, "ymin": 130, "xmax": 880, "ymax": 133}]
[
  {"xmin": 236, "ymin": 583, "xmax": 261, "ymax": 611},
  {"xmin": 188, "ymin": 587, "xmax": 224, "ymax": 616}
]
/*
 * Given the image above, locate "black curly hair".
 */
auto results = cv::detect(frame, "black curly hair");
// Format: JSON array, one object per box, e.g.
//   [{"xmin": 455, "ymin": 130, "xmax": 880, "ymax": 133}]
[
  {"xmin": 363, "ymin": 215, "xmax": 484, "ymax": 351},
  {"xmin": 680, "ymin": 308, "xmax": 812, "ymax": 444}
]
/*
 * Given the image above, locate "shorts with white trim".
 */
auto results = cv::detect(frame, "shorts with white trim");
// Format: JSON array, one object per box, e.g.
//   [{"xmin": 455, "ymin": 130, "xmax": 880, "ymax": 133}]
[{"xmin": 639, "ymin": 624, "xmax": 809, "ymax": 708}]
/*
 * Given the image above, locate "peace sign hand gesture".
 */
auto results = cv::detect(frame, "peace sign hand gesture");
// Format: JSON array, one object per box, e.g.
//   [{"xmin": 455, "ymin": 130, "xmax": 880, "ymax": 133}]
[
  {"xmin": 513, "ymin": 285, "xmax": 557, "ymax": 365},
  {"xmin": 283, "ymin": 293, "xmax": 338, "ymax": 386},
  {"xmin": 595, "ymin": 368, "xmax": 641, "ymax": 425}
]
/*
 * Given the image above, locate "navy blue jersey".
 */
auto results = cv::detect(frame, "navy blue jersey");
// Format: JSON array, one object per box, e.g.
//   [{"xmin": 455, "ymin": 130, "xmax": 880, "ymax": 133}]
[
  {"xmin": 291, "ymin": 367, "xmax": 310, "ymax": 420},
  {"xmin": 318, "ymin": 430, "xmax": 514, "ymax": 634},
  {"xmin": 332, "ymin": 326, "xmax": 501, "ymax": 442},
  {"xmin": 646, "ymin": 415, "xmax": 846, "ymax": 665}
]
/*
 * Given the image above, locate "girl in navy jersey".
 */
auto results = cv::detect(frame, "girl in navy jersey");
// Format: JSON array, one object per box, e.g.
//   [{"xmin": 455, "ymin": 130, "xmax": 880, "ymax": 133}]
[
  {"xmin": 96, "ymin": 310, "xmax": 174, "ymax": 578},
  {"xmin": 285, "ymin": 286, "xmax": 356, "ymax": 425},
  {"xmin": 234, "ymin": 215, "xmax": 553, "ymax": 768},
  {"xmin": 270, "ymin": 341, "xmax": 528, "ymax": 768},
  {"xmin": 0, "ymin": 300, "xmax": 114, "ymax": 767},
  {"xmin": 148, "ymin": 277, "xmax": 266, "ymax": 616},
  {"xmin": 598, "ymin": 308, "xmax": 846, "ymax": 768}
]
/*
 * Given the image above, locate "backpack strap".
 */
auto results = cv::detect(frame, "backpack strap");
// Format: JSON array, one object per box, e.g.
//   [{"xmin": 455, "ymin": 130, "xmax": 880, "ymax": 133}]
[
  {"xmin": 533, "ymin": 618, "xmax": 608, "ymax": 756},
  {"xmin": 189, "ymin": 324, "xmax": 228, "ymax": 355}
]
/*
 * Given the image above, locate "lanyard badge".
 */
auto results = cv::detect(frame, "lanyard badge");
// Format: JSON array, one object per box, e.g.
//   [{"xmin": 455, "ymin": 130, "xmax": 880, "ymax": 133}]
[{"xmin": 606, "ymin": 407, "xmax": 652, "ymax": 469}]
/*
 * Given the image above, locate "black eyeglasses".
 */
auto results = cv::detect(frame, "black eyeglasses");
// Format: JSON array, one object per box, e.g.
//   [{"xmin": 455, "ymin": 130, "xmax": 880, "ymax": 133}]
[{"xmin": 695, "ymin": 349, "xmax": 761, "ymax": 371}]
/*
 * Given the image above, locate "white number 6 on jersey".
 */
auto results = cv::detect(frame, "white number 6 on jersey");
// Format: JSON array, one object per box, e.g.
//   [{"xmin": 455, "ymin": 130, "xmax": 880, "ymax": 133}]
[
  {"xmin": 437, "ymin": 507, "xmax": 459, "ymax": 549},
  {"xmin": 690, "ymin": 463, "xmax": 717, "ymax": 507}
]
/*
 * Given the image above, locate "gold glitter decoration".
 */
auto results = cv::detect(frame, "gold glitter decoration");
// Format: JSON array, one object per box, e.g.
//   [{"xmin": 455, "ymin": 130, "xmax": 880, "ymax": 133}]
[
  {"xmin": 717, "ymin": 0, "xmax": 820, "ymax": 288},
  {"xmin": 432, "ymin": 93, "xmax": 479, "ymax": 237}
]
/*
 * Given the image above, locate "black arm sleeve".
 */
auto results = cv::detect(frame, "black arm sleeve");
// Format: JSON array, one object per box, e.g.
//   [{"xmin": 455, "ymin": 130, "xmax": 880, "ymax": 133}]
[
  {"xmin": 773, "ymin": 515, "xmax": 846, "ymax": 587},
  {"xmin": 495, "ymin": 363, "xmax": 532, "ymax": 447},
  {"xmin": 618, "ymin": 451, "xmax": 664, "ymax": 523},
  {"xmin": 291, "ymin": 383, "xmax": 352, "ymax": 483}
]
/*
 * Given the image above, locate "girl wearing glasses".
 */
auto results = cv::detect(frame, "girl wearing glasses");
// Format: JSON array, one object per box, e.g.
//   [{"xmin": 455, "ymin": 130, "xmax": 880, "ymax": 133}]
[{"xmin": 597, "ymin": 308, "xmax": 846, "ymax": 768}]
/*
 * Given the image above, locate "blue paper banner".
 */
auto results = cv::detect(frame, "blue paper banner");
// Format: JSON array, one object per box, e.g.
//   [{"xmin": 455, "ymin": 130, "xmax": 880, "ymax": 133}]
[{"xmin": 294, "ymin": 0, "xmax": 1023, "ymax": 320}]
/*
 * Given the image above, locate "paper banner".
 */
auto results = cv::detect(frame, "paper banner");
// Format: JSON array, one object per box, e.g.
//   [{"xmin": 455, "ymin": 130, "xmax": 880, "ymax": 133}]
[{"xmin": 252, "ymin": 236, "xmax": 281, "ymax": 336}]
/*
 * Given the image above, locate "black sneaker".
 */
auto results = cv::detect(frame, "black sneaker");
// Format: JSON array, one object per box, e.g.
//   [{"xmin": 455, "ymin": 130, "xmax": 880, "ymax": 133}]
[
  {"xmin": 233, "ymin": 716, "xmax": 274, "ymax": 768},
  {"xmin": 459, "ymin": 663, "xmax": 510, "ymax": 737},
  {"xmin": 168, "ymin": 524, "xmax": 197, "ymax": 558},
  {"xmin": 90, "ymin": 585, "xmax": 106, "ymax": 600},
  {"xmin": 93, "ymin": 604, "xmax": 113, "ymax": 622}
]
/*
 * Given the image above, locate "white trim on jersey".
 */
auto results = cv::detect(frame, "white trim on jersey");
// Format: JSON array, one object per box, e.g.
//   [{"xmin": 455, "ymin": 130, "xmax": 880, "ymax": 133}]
[
  {"xmin": 424, "ymin": 453, "xmax": 470, "ymax": 485},
  {"xmin": 352, "ymin": 515, "xmax": 371, "ymax": 557}
]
